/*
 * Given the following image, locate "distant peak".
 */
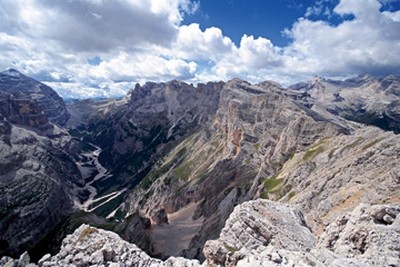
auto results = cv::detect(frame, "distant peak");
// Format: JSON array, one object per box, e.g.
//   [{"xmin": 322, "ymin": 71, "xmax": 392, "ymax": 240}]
[
  {"xmin": 257, "ymin": 80, "xmax": 282, "ymax": 88},
  {"xmin": 359, "ymin": 74, "xmax": 375, "ymax": 81},
  {"xmin": 381, "ymin": 74, "xmax": 399, "ymax": 80},
  {"xmin": 1, "ymin": 68, "xmax": 24, "ymax": 78},
  {"xmin": 225, "ymin": 78, "xmax": 251, "ymax": 88},
  {"xmin": 310, "ymin": 76, "xmax": 325, "ymax": 84}
]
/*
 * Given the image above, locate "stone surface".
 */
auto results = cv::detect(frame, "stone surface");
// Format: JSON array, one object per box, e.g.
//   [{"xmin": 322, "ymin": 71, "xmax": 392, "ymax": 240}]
[
  {"xmin": 151, "ymin": 208, "xmax": 169, "ymax": 225},
  {"xmin": 203, "ymin": 200, "xmax": 400, "ymax": 267},
  {"xmin": 0, "ymin": 122, "xmax": 81, "ymax": 258},
  {"xmin": 3, "ymin": 201, "xmax": 398, "ymax": 267},
  {"xmin": 203, "ymin": 200, "xmax": 316, "ymax": 266},
  {"xmin": 17, "ymin": 224, "xmax": 201, "ymax": 267},
  {"xmin": 320, "ymin": 204, "xmax": 400, "ymax": 266}
]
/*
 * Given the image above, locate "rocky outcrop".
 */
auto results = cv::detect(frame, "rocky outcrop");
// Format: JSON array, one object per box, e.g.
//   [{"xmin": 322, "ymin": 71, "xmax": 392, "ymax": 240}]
[
  {"xmin": 151, "ymin": 209, "xmax": 169, "ymax": 225},
  {"xmin": 203, "ymin": 200, "xmax": 400, "ymax": 267},
  {"xmin": 0, "ymin": 69, "xmax": 70, "ymax": 127},
  {"xmin": 272, "ymin": 126, "xmax": 400, "ymax": 236},
  {"xmin": 203, "ymin": 200, "xmax": 316, "ymax": 266},
  {"xmin": 2, "ymin": 200, "xmax": 398, "ymax": 267},
  {"xmin": 0, "ymin": 96, "xmax": 50, "ymax": 129},
  {"xmin": 320, "ymin": 204, "xmax": 400, "ymax": 266},
  {"xmin": 1, "ymin": 224, "xmax": 202, "ymax": 267}
]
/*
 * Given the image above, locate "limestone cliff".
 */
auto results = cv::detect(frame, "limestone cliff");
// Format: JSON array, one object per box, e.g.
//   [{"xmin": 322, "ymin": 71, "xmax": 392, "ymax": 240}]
[{"xmin": 125, "ymin": 79, "xmax": 349, "ymax": 259}]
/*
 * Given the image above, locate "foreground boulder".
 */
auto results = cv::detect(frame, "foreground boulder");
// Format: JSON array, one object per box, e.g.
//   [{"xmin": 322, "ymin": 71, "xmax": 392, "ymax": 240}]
[{"xmin": 0, "ymin": 224, "xmax": 202, "ymax": 267}]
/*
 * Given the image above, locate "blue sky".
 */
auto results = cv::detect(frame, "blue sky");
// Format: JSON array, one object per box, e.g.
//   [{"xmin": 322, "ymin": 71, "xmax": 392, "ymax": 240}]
[
  {"xmin": 185, "ymin": 0, "xmax": 400, "ymax": 46},
  {"xmin": 184, "ymin": 0, "xmax": 317, "ymax": 46},
  {"xmin": 0, "ymin": 0, "xmax": 400, "ymax": 98}
]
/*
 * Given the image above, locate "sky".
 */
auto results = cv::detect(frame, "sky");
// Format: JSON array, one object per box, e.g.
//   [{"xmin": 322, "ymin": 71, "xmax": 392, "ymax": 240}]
[{"xmin": 0, "ymin": 0, "xmax": 400, "ymax": 99}]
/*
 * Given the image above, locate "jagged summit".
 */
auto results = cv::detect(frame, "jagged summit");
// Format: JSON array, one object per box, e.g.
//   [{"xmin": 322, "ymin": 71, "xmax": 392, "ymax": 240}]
[{"xmin": 0, "ymin": 68, "xmax": 25, "ymax": 77}]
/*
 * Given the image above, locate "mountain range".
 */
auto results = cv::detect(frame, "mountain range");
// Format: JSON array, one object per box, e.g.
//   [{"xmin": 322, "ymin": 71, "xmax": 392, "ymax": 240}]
[{"xmin": 0, "ymin": 69, "xmax": 399, "ymax": 266}]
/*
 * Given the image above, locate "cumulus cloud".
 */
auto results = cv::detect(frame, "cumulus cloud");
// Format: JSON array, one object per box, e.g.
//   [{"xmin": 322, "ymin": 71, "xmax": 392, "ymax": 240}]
[
  {"xmin": 171, "ymin": 23, "xmax": 234, "ymax": 61},
  {"xmin": 207, "ymin": 35, "xmax": 284, "ymax": 81},
  {"xmin": 203, "ymin": 0, "xmax": 400, "ymax": 84},
  {"xmin": 0, "ymin": 0, "xmax": 399, "ymax": 98},
  {"xmin": 89, "ymin": 52, "xmax": 197, "ymax": 82},
  {"xmin": 285, "ymin": 0, "xmax": 400, "ymax": 76},
  {"xmin": 1, "ymin": 0, "xmax": 189, "ymax": 52},
  {"xmin": 0, "ymin": 0, "xmax": 200, "ymax": 97}
]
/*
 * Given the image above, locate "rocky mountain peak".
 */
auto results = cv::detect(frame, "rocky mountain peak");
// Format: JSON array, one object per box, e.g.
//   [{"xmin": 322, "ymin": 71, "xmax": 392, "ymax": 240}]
[
  {"xmin": 310, "ymin": 75, "xmax": 325, "ymax": 84},
  {"xmin": 379, "ymin": 75, "xmax": 400, "ymax": 96},
  {"xmin": 0, "ymin": 69, "xmax": 69, "ymax": 127},
  {"xmin": 224, "ymin": 78, "xmax": 251, "ymax": 88},
  {"xmin": 256, "ymin": 80, "xmax": 282, "ymax": 90},
  {"xmin": 1, "ymin": 68, "xmax": 25, "ymax": 78}
]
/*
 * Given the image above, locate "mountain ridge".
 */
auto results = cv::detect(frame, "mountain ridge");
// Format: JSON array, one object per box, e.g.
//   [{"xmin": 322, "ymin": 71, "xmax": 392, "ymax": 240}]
[{"xmin": 1, "ymin": 69, "xmax": 400, "ymax": 265}]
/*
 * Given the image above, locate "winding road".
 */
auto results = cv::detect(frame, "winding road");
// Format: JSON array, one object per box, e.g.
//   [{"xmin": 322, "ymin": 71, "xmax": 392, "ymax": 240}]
[{"xmin": 74, "ymin": 144, "xmax": 115, "ymax": 212}]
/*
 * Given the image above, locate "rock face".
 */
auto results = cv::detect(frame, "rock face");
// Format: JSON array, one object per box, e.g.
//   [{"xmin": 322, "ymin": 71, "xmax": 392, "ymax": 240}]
[
  {"xmin": 0, "ymin": 127, "xmax": 79, "ymax": 258},
  {"xmin": 320, "ymin": 204, "xmax": 400, "ymax": 266},
  {"xmin": 270, "ymin": 126, "xmax": 400, "ymax": 236},
  {"xmin": 0, "ymin": 70, "xmax": 81, "ymax": 258},
  {"xmin": 203, "ymin": 200, "xmax": 316, "ymax": 267},
  {"xmin": 2, "ymin": 200, "xmax": 398, "ymax": 267},
  {"xmin": 0, "ymin": 69, "xmax": 70, "ymax": 127}
]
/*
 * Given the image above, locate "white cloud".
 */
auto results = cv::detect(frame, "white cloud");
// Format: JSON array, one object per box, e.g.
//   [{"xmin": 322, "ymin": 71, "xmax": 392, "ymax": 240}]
[
  {"xmin": 383, "ymin": 10, "xmax": 400, "ymax": 22},
  {"xmin": 206, "ymin": 35, "xmax": 284, "ymax": 82},
  {"xmin": 285, "ymin": 0, "xmax": 400, "ymax": 76},
  {"xmin": 305, "ymin": 0, "xmax": 332, "ymax": 17},
  {"xmin": 89, "ymin": 52, "xmax": 197, "ymax": 81},
  {"xmin": 0, "ymin": 0, "xmax": 200, "ymax": 97},
  {"xmin": 0, "ymin": 0, "xmax": 399, "ymax": 98},
  {"xmin": 171, "ymin": 23, "xmax": 234, "ymax": 61},
  {"xmin": 204, "ymin": 0, "xmax": 400, "ymax": 84}
]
